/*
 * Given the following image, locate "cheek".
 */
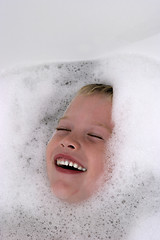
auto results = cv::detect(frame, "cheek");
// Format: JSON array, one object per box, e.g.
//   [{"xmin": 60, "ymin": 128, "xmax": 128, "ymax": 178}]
[
  {"xmin": 46, "ymin": 135, "xmax": 59, "ymax": 154},
  {"xmin": 46, "ymin": 142, "xmax": 52, "ymax": 160},
  {"xmin": 46, "ymin": 141, "xmax": 56, "ymax": 183},
  {"xmin": 85, "ymin": 153, "xmax": 105, "ymax": 195},
  {"xmin": 46, "ymin": 139, "xmax": 56, "ymax": 166},
  {"xmin": 46, "ymin": 135, "xmax": 61, "ymax": 168},
  {"xmin": 46, "ymin": 143, "xmax": 52, "ymax": 174},
  {"xmin": 88, "ymin": 147, "xmax": 105, "ymax": 177}
]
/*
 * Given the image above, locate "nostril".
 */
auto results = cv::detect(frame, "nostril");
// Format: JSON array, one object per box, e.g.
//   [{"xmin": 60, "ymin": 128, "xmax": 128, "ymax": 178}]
[
  {"xmin": 68, "ymin": 144, "xmax": 75, "ymax": 149},
  {"xmin": 60, "ymin": 143, "xmax": 75, "ymax": 149}
]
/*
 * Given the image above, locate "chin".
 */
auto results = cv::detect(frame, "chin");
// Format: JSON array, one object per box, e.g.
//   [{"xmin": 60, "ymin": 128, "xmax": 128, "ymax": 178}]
[
  {"xmin": 51, "ymin": 180, "xmax": 80, "ymax": 203},
  {"xmin": 51, "ymin": 184, "xmax": 90, "ymax": 204}
]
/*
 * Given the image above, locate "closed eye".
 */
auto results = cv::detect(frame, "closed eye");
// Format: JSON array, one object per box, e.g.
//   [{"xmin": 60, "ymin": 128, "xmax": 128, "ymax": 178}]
[
  {"xmin": 88, "ymin": 133, "xmax": 104, "ymax": 140},
  {"xmin": 56, "ymin": 128, "xmax": 71, "ymax": 132}
]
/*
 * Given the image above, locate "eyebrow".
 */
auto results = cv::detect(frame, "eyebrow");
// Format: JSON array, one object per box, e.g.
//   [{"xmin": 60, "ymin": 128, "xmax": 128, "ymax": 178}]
[
  {"xmin": 58, "ymin": 117, "xmax": 112, "ymax": 133},
  {"xmin": 58, "ymin": 116, "xmax": 68, "ymax": 123},
  {"xmin": 92, "ymin": 122, "xmax": 113, "ymax": 133}
]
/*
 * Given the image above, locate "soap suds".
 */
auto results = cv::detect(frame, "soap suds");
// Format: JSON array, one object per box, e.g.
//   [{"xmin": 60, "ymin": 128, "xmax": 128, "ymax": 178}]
[{"xmin": 1, "ymin": 55, "xmax": 160, "ymax": 239}]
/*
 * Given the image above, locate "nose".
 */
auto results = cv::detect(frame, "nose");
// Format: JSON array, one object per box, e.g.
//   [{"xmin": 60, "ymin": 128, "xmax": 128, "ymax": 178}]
[{"xmin": 60, "ymin": 135, "xmax": 80, "ymax": 150}]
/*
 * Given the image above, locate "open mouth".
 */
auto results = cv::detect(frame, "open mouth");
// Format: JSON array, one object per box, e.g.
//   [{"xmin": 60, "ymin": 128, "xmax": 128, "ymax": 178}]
[{"xmin": 55, "ymin": 158, "xmax": 87, "ymax": 172}]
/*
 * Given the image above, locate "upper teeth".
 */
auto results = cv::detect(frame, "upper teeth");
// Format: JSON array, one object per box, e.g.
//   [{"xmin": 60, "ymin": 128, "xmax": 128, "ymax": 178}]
[{"xmin": 56, "ymin": 158, "xmax": 87, "ymax": 172}]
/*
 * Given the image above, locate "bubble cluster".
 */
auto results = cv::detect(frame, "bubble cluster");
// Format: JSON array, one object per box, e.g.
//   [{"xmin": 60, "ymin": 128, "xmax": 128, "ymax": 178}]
[{"xmin": 1, "ymin": 55, "xmax": 160, "ymax": 239}]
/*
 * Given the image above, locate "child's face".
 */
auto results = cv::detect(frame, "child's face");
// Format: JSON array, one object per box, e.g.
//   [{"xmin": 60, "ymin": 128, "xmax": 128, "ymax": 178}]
[{"xmin": 46, "ymin": 94, "xmax": 113, "ymax": 203}]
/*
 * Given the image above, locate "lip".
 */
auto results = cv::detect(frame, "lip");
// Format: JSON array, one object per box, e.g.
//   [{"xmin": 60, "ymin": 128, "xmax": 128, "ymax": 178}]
[{"xmin": 53, "ymin": 153, "xmax": 87, "ymax": 174}]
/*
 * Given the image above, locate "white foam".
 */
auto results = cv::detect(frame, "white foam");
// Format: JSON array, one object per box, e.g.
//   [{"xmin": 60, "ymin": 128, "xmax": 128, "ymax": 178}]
[{"xmin": 1, "ymin": 55, "xmax": 160, "ymax": 239}]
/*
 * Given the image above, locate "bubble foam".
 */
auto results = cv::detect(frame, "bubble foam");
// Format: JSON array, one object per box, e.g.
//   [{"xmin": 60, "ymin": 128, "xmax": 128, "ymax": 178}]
[{"xmin": 1, "ymin": 55, "xmax": 160, "ymax": 239}]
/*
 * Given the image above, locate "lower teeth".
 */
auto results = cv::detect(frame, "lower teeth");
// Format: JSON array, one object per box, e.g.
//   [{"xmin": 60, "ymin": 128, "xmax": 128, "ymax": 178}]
[{"xmin": 59, "ymin": 165, "xmax": 82, "ymax": 171}]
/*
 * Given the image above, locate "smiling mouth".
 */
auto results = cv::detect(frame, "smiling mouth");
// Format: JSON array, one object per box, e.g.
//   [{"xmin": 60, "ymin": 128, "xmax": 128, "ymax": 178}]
[{"xmin": 55, "ymin": 158, "xmax": 87, "ymax": 172}]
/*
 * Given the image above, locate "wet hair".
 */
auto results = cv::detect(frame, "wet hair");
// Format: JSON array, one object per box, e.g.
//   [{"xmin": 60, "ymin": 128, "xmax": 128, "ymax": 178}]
[{"xmin": 77, "ymin": 83, "xmax": 113, "ymax": 99}]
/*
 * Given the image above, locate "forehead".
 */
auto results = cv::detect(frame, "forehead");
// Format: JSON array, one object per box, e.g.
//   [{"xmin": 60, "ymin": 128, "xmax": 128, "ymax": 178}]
[
  {"xmin": 66, "ymin": 94, "xmax": 112, "ymax": 112},
  {"xmin": 60, "ymin": 94, "xmax": 113, "ymax": 128}
]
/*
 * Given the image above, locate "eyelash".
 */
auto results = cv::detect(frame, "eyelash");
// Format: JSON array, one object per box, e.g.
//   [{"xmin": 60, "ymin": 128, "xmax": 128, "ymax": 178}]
[
  {"xmin": 56, "ymin": 128, "xmax": 103, "ymax": 140},
  {"xmin": 56, "ymin": 128, "xmax": 71, "ymax": 132},
  {"xmin": 87, "ymin": 134, "xmax": 103, "ymax": 140}
]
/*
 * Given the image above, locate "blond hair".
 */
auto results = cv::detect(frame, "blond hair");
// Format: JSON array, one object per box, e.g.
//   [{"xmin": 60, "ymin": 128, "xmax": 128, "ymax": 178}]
[{"xmin": 77, "ymin": 83, "xmax": 113, "ymax": 99}]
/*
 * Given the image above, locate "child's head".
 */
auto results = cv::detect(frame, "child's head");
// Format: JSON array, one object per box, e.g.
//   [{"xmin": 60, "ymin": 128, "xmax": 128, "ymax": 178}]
[{"xmin": 46, "ymin": 83, "xmax": 114, "ymax": 203}]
